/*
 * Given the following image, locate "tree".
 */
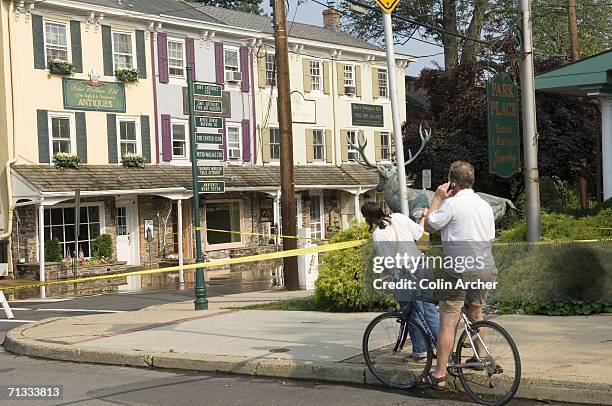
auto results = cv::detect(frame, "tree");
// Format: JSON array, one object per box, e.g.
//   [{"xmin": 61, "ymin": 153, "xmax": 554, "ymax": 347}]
[{"xmin": 188, "ymin": 0, "xmax": 262, "ymax": 14}]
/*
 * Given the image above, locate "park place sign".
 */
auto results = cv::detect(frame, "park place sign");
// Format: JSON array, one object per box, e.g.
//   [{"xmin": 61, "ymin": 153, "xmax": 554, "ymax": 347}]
[{"xmin": 487, "ymin": 74, "xmax": 520, "ymax": 178}]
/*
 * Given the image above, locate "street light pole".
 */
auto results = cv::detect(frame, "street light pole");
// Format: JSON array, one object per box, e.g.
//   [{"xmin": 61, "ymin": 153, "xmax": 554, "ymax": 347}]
[
  {"xmin": 382, "ymin": 12, "xmax": 410, "ymax": 216},
  {"xmin": 518, "ymin": 0, "xmax": 542, "ymax": 241}
]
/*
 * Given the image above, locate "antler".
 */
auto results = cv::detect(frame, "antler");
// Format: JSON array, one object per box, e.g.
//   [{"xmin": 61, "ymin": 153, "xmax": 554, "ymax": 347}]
[
  {"xmin": 347, "ymin": 129, "xmax": 377, "ymax": 168},
  {"xmin": 405, "ymin": 125, "xmax": 432, "ymax": 167}
]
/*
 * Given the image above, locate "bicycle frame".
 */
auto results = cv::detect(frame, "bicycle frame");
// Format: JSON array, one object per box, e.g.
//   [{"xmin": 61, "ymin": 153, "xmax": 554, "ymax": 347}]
[{"xmin": 448, "ymin": 311, "xmax": 493, "ymax": 371}]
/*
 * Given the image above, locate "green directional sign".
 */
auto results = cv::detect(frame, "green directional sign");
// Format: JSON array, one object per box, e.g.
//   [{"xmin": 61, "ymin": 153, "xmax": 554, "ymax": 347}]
[
  {"xmin": 195, "ymin": 116, "xmax": 223, "ymax": 129},
  {"xmin": 197, "ymin": 166, "xmax": 224, "ymax": 177},
  {"xmin": 193, "ymin": 82, "xmax": 222, "ymax": 97},
  {"xmin": 196, "ymin": 132, "xmax": 223, "ymax": 145},
  {"xmin": 194, "ymin": 99, "xmax": 222, "ymax": 114},
  {"xmin": 197, "ymin": 149, "xmax": 223, "ymax": 160},
  {"xmin": 199, "ymin": 181, "xmax": 225, "ymax": 193},
  {"xmin": 487, "ymin": 73, "xmax": 521, "ymax": 178}
]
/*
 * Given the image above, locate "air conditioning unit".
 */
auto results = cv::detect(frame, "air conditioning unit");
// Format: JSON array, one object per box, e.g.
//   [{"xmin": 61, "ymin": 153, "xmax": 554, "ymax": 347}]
[
  {"xmin": 225, "ymin": 71, "xmax": 242, "ymax": 82},
  {"xmin": 228, "ymin": 149, "xmax": 241, "ymax": 159},
  {"xmin": 344, "ymin": 85, "xmax": 356, "ymax": 95}
]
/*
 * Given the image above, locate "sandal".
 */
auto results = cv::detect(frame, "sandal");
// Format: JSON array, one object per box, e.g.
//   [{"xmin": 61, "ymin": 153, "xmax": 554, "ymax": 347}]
[
  {"xmin": 422, "ymin": 372, "xmax": 447, "ymax": 391},
  {"xmin": 465, "ymin": 356, "xmax": 485, "ymax": 371}
]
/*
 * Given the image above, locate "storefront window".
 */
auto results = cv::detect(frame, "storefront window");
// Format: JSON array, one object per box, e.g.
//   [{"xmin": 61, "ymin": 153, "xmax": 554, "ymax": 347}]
[
  {"xmin": 43, "ymin": 205, "xmax": 102, "ymax": 258},
  {"xmin": 205, "ymin": 201, "xmax": 241, "ymax": 245}
]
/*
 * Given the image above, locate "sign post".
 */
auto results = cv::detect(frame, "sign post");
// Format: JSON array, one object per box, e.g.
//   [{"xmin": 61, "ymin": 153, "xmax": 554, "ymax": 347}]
[{"xmin": 422, "ymin": 169, "xmax": 431, "ymax": 190}]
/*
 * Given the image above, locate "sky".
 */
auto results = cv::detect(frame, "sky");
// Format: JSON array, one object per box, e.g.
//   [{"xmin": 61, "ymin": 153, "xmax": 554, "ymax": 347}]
[{"xmin": 262, "ymin": 0, "xmax": 445, "ymax": 76}]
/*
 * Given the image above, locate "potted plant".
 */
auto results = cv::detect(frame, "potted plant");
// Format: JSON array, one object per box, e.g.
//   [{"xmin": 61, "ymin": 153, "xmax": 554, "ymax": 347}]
[
  {"xmin": 121, "ymin": 152, "xmax": 145, "ymax": 168},
  {"xmin": 115, "ymin": 67, "xmax": 138, "ymax": 82},
  {"xmin": 53, "ymin": 152, "xmax": 81, "ymax": 169},
  {"xmin": 47, "ymin": 58, "xmax": 74, "ymax": 75}
]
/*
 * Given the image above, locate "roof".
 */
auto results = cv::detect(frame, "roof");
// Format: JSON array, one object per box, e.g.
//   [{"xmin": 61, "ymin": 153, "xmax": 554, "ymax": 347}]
[
  {"xmin": 535, "ymin": 49, "xmax": 612, "ymax": 97},
  {"xmin": 69, "ymin": 0, "xmax": 384, "ymax": 52},
  {"xmin": 12, "ymin": 165, "xmax": 380, "ymax": 194}
]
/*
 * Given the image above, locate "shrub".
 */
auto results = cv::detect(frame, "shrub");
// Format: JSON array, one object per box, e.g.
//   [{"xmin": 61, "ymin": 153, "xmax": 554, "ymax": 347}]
[
  {"xmin": 47, "ymin": 58, "xmax": 74, "ymax": 75},
  {"xmin": 121, "ymin": 153, "xmax": 145, "ymax": 168},
  {"xmin": 115, "ymin": 67, "xmax": 138, "ymax": 82},
  {"xmin": 44, "ymin": 239, "xmax": 63, "ymax": 262},
  {"xmin": 53, "ymin": 152, "xmax": 81, "ymax": 169},
  {"xmin": 92, "ymin": 234, "xmax": 113, "ymax": 259}
]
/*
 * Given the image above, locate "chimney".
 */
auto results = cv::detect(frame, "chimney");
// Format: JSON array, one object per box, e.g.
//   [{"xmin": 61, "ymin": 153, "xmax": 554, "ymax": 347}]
[{"xmin": 322, "ymin": 8, "xmax": 341, "ymax": 31}]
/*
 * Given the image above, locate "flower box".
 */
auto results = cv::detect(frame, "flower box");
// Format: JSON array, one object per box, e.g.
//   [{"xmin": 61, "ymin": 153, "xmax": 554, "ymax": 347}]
[
  {"xmin": 122, "ymin": 153, "xmax": 145, "ymax": 168},
  {"xmin": 47, "ymin": 59, "xmax": 74, "ymax": 75},
  {"xmin": 115, "ymin": 67, "xmax": 139, "ymax": 82},
  {"xmin": 53, "ymin": 152, "xmax": 81, "ymax": 169}
]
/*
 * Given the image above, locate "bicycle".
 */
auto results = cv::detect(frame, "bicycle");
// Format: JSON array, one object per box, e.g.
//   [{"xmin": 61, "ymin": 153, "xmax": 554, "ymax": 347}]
[{"xmin": 362, "ymin": 301, "xmax": 521, "ymax": 406}]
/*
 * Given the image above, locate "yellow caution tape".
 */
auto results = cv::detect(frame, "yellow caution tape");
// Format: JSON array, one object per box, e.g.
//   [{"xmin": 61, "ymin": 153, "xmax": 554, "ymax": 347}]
[
  {"xmin": 0, "ymin": 239, "xmax": 367, "ymax": 293},
  {"xmin": 194, "ymin": 227, "xmax": 329, "ymax": 242}
]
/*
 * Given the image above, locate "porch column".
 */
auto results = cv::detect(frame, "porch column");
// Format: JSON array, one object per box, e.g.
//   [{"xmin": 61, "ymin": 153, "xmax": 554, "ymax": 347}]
[
  {"xmin": 354, "ymin": 188, "xmax": 363, "ymax": 222},
  {"xmin": 38, "ymin": 204, "xmax": 46, "ymax": 299},
  {"xmin": 177, "ymin": 199, "xmax": 184, "ymax": 286},
  {"xmin": 602, "ymin": 97, "xmax": 612, "ymax": 201},
  {"xmin": 273, "ymin": 190, "xmax": 281, "ymax": 242}
]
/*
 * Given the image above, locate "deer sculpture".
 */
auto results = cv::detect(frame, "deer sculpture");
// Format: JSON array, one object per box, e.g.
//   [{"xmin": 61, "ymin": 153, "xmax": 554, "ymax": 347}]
[{"xmin": 348, "ymin": 127, "xmax": 516, "ymax": 223}]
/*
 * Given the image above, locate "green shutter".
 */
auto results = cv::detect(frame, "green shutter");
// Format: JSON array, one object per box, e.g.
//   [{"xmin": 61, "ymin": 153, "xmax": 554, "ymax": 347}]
[
  {"xmin": 140, "ymin": 115, "xmax": 151, "ymax": 163},
  {"xmin": 75, "ymin": 112, "xmax": 87, "ymax": 163},
  {"xmin": 107, "ymin": 114, "xmax": 117, "ymax": 163},
  {"xmin": 70, "ymin": 20, "xmax": 83, "ymax": 73},
  {"xmin": 102, "ymin": 25, "xmax": 113, "ymax": 76},
  {"xmin": 37, "ymin": 110, "xmax": 49, "ymax": 163},
  {"xmin": 136, "ymin": 30, "xmax": 146, "ymax": 79},
  {"xmin": 32, "ymin": 15, "xmax": 45, "ymax": 69}
]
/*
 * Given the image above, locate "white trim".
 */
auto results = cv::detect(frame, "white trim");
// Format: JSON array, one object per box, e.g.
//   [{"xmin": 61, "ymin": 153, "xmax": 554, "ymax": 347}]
[
  {"xmin": 167, "ymin": 38, "xmax": 186, "ymax": 79},
  {"xmin": 111, "ymin": 29, "xmax": 137, "ymax": 71},
  {"xmin": 309, "ymin": 59, "xmax": 323, "ymax": 93},
  {"xmin": 116, "ymin": 115, "xmax": 141, "ymax": 159},
  {"xmin": 204, "ymin": 199, "xmax": 245, "ymax": 250},
  {"xmin": 226, "ymin": 122, "xmax": 242, "ymax": 162},
  {"xmin": 170, "ymin": 119, "xmax": 190, "ymax": 162},
  {"xmin": 268, "ymin": 125, "xmax": 280, "ymax": 162},
  {"xmin": 47, "ymin": 111, "xmax": 76, "ymax": 163},
  {"xmin": 43, "ymin": 18, "xmax": 71, "ymax": 64},
  {"xmin": 312, "ymin": 128, "xmax": 326, "ymax": 163}
]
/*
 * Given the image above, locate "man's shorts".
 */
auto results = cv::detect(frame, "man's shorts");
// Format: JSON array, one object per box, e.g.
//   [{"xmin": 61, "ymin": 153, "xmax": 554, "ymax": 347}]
[{"xmin": 438, "ymin": 268, "xmax": 498, "ymax": 313}]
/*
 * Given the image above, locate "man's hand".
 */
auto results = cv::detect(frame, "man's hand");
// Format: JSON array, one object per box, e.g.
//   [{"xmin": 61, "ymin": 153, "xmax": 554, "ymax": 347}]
[{"xmin": 434, "ymin": 182, "xmax": 452, "ymax": 200}]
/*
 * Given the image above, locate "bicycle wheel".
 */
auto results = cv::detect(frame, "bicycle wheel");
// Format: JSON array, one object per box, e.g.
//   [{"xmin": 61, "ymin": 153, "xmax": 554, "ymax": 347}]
[
  {"xmin": 454, "ymin": 320, "xmax": 521, "ymax": 406},
  {"xmin": 362, "ymin": 311, "xmax": 433, "ymax": 389}
]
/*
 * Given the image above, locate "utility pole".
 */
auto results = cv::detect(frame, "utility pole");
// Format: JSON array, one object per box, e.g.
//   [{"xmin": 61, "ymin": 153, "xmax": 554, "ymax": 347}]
[
  {"xmin": 273, "ymin": 0, "xmax": 299, "ymax": 290},
  {"xmin": 519, "ymin": 0, "xmax": 542, "ymax": 241}
]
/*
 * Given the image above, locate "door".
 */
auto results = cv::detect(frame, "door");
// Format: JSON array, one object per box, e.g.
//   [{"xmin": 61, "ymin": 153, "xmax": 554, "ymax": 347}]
[{"xmin": 115, "ymin": 198, "xmax": 140, "ymax": 265}]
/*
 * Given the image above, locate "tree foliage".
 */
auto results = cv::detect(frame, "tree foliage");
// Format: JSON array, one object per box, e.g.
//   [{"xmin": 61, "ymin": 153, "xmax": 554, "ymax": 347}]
[{"xmin": 188, "ymin": 0, "xmax": 262, "ymax": 14}]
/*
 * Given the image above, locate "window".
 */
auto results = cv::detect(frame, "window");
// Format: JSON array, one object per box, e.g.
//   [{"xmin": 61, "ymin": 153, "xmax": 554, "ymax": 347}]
[
  {"xmin": 43, "ymin": 205, "xmax": 102, "ymax": 258},
  {"xmin": 49, "ymin": 114, "xmax": 72, "ymax": 156},
  {"xmin": 44, "ymin": 21, "xmax": 68, "ymax": 61},
  {"xmin": 347, "ymin": 130, "xmax": 358, "ymax": 161},
  {"xmin": 270, "ymin": 127, "xmax": 280, "ymax": 161},
  {"xmin": 310, "ymin": 60, "xmax": 322, "ymax": 91},
  {"xmin": 116, "ymin": 207, "xmax": 127, "ymax": 236},
  {"xmin": 310, "ymin": 194, "xmax": 323, "ymax": 240},
  {"xmin": 205, "ymin": 201, "xmax": 242, "ymax": 245},
  {"xmin": 224, "ymin": 48, "xmax": 240, "ymax": 74},
  {"xmin": 380, "ymin": 131, "xmax": 391, "ymax": 161},
  {"xmin": 227, "ymin": 125, "xmax": 241, "ymax": 160},
  {"xmin": 378, "ymin": 69, "xmax": 388, "ymax": 98},
  {"xmin": 112, "ymin": 31, "xmax": 134, "ymax": 69},
  {"xmin": 344, "ymin": 64, "xmax": 355, "ymax": 87},
  {"xmin": 168, "ymin": 40, "xmax": 185, "ymax": 77},
  {"xmin": 172, "ymin": 122, "xmax": 187, "ymax": 159},
  {"xmin": 117, "ymin": 118, "xmax": 138, "ymax": 157},
  {"xmin": 265, "ymin": 53, "xmax": 276, "ymax": 87},
  {"xmin": 313, "ymin": 129, "xmax": 325, "ymax": 161}
]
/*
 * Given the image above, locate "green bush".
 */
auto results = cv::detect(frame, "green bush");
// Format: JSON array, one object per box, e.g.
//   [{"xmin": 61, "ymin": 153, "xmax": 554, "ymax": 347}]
[
  {"xmin": 44, "ymin": 239, "xmax": 63, "ymax": 262},
  {"xmin": 92, "ymin": 234, "xmax": 113, "ymax": 259}
]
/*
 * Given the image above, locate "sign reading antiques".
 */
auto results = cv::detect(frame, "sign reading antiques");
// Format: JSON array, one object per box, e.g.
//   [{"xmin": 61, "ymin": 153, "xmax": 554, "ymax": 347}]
[
  {"xmin": 62, "ymin": 78, "xmax": 126, "ymax": 112},
  {"xmin": 194, "ymin": 99, "xmax": 222, "ymax": 114},
  {"xmin": 351, "ymin": 103, "xmax": 384, "ymax": 127},
  {"xmin": 487, "ymin": 74, "xmax": 521, "ymax": 178},
  {"xmin": 193, "ymin": 81, "xmax": 223, "ymax": 115},
  {"xmin": 194, "ymin": 83, "xmax": 222, "ymax": 97}
]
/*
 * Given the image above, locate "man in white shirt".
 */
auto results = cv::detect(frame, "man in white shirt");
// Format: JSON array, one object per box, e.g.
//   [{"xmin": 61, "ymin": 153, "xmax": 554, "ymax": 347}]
[{"xmin": 421, "ymin": 161, "xmax": 497, "ymax": 390}]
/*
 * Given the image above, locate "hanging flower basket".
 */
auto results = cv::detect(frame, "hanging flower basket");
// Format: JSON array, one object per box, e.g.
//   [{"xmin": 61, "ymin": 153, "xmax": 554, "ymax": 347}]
[
  {"xmin": 115, "ymin": 67, "xmax": 139, "ymax": 82},
  {"xmin": 54, "ymin": 152, "xmax": 81, "ymax": 169},
  {"xmin": 47, "ymin": 59, "xmax": 74, "ymax": 75},
  {"xmin": 122, "ymin": 153, "xmax": 145, "ymax": 168}
]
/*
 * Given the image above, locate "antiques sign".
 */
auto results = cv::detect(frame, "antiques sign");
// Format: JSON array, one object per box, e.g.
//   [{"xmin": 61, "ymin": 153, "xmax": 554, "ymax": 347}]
[
  {"xmin": 351, "ymin": 103, "xmax": 384, "ymax": 127},
  {"xmin": 487, "ymin": 74, "xmax": 521, "ymax": 178},
  {"xmin": 63, "ymin": 78, "xmax": 126, "ymax": 112}
]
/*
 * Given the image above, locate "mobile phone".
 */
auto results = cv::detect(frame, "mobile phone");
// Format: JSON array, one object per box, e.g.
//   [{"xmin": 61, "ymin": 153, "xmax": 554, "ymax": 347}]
[{"xmin": 447, "ymin": 182, "xmax": 456, "ymax": 193}]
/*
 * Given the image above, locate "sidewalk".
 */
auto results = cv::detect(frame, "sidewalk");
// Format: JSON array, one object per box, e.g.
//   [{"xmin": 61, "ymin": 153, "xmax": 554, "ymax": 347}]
[{"xmin": 4, "ymin": 290, "xmax": 612, "ymax": 405}]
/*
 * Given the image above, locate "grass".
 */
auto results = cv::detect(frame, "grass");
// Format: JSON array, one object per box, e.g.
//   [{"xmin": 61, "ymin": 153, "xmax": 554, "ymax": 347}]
[{"xmin": 242, "ymin": 296, "xmax": 327, "ymax": 311}]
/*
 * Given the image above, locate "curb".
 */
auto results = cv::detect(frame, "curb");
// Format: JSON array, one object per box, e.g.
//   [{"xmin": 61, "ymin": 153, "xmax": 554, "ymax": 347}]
[{"xmin": 4, "ymin": 324, "xmax": 612, "ymax": 405}]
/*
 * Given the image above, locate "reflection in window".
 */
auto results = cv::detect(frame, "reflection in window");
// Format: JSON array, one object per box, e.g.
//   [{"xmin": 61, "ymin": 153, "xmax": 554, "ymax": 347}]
[
  {"xmin": 206, "ymin": 202, "xmax": 241, "ymax": 245},
  {"xmin": 43, "ymin": 206, "xmax": 102, "ymax": 258}
]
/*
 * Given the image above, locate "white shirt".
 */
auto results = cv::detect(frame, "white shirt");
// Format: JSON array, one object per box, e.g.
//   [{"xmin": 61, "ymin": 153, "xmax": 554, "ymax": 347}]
[{"xmin": 372, "ymin": 212, "xmax": 424, "ymax": 244}]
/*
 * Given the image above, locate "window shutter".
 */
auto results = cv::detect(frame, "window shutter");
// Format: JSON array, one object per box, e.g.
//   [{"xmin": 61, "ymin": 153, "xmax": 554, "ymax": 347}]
[
  {"xmin": 323, "ymin": 62, "xmax": 330, "ymax": 95},
  {"xmin": 372, "ymin": 67, "xmax": 380, "ymax": 98},
  {"xmin": 37, "ymin": 110, "xmax": 49, "ymax": 163},
  {"xmin": 302, "ymin": 58, "xmax": 311, "ymax": 92},
  {"xmin": 70, "ymin": 20, "xmax": 83, "ymax": 73},
  {"xmin": 75, "ymin": 112, "xmax": 87, "ymax": 163},
  {"xmin": 374, "ymin": 131, "xmax": 382, "ymax": 162},
  {"xmin": 161, "ymin": 114, "xmax": 172, "ymax": 161},
  {"xmin": 219, "ymin": 119, "xmax": 227, "ymax": 160},
  {"xmin": 355, "ymin": 65, "xmax": 362, "ymax": 97},
  {"xmin": 325, "ymin": 129, "xmax": 332, "ymax": 163},
  {"xmin": 102, "ymin": 25, "xmax": 113, "ymax": 76},
  {"xmin": 336, "ymin": 63, "xmax": 345, "ymax": 96},
  {"xmin": 136, "ymin": 29, "xmax": 147, "ymax": 79},
  {"xmin": 214, "ymin": 42, "xmax": 224, "ymax": 86},
  {"xmin": 32, "ymin": 15, "xmax": 45, "ymax": 70},
  {"xmin": 185, "ymin": 37, "xmax": 195, "ymax": 80},
  {"xmin": 157, "ymin": 32, "xmax": 169, "ymax": 83},
  {"xmin": 305, "ymin": 129, "xmax": 314, "ymax": 163},
  {"xmin": 242, "ymin": 119, "xmax": 250, "ymax": 162},
  {"xmin": 257, "ymin": 54, "xmax": 266, "ymax": 89},
  {"xmin": 106, "ymin": 114, "xmax": 118, "ymax": 163},
  {"xmin": 240, "ymin": 46, "xmax": 250, "ymax": 92},
  {"xmin": 340, "ymin": 129, "xmax": 348, "ymax": 161},
  {"xmin": 141, "ymin": 115, "xmax": 151, "ymax": 163},
  {"xmin": 262, "ymin": 128, "xmax": 270, "ymax": 163}
]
